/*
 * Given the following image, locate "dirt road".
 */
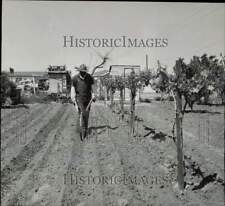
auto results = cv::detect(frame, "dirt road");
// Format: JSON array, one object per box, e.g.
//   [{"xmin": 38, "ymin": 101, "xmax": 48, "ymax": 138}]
[{"xmin": 1, "ymin": 102, "xmax": 224, "ymax": 206}]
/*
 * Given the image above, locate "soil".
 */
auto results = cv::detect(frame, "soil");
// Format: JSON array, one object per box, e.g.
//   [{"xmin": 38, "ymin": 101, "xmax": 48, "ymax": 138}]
[{"xmin": 1, "ymin": 101, "xmax": 224, "ymax": 206}]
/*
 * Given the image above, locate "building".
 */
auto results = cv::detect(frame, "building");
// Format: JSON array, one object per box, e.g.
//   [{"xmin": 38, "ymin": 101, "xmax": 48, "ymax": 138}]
[
  {"xmin": 7, "ymin": 71, "xmax": 47, "ymax": 94},
  {"xmin": 109, "ymin": 65, "xmax": 141, "ymax": 76},
  {"xmin": 47, "ymin": 65, "xmax": 71, "ymax": 96},
  {"xmin": 8, "ymin": 71, "xmax": 47, "ymax": 85},
  {"xmin": 109, "ymin": 65, "xmax": 141, "ymax": 101}
]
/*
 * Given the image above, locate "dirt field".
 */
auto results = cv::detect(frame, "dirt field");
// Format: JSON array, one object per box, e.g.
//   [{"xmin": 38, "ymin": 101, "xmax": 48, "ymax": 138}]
[{"xmin": 1, "ymin": 101, "xmax": 224, "ymax": 206}]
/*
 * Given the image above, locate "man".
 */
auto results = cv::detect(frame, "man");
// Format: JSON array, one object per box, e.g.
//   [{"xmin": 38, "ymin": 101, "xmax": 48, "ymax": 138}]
[{"xmin": 71, "ymin": 64, "xmax": 95, "ymax": 141}]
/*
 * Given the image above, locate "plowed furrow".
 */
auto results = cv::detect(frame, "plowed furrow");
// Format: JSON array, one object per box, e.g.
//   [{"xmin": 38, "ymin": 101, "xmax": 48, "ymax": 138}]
[
  {"xmin": 3, "ymin": 105, "xmax": 72, "ymax": 206},
  {"xmin": 1, "ymin": 104, "xmax": 66, "ymax": 199},
  {"xmin": 97, "ymin": 105, "xmax": 172, "ymax": 206},
  {"xmin": 90, "ymin": 107, "xmax": 125, "ymax": 206},
  {"xmin": 1, "ymin": 104, "xmax": 45, "ymax": 142},
  {"xmin": 1, "ymin": 103, "xmax": 62, "ymax": 170},
  {"xmin": 60, "ymin": 106, "xmax": 105, "ymax": 206},
  {"xmin": 1, "ymin": 109, "xmax": 15, "ymax": 120},
  {"xmin": 1, "ymin": 104, "xmax": 41, "ymax": 129},
  {"xmin": 1, "ymin": 103, "xmax": 53, "ymax": 151}
]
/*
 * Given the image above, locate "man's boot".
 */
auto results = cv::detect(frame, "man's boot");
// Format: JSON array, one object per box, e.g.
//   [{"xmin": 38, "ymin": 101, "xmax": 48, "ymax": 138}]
[{"xmin": 80, "ymin": 128, "xmax": 85, "ymax": 141}]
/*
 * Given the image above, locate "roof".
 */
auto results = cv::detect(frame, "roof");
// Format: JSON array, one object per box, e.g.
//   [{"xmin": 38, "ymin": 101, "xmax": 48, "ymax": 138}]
[
  {"xmin": 48, "ymin": 71, "xmax": 69, "ymax": 74},
  {"xmin": 93, "ymin": 70, "xmax": 110, "ymax": 77},
  {"xmin": 7, "ymin": 71, "xmax": 47, "ymax": 77},
  {"xmin": 109, "ymin": 65, "xmax": 141, "ymax": 76}
]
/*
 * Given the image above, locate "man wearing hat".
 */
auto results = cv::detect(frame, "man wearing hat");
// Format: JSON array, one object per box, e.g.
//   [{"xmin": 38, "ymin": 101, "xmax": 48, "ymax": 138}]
[{"xmin": 71, "ymin": 64, "xmax": 95, "ymax": 141}]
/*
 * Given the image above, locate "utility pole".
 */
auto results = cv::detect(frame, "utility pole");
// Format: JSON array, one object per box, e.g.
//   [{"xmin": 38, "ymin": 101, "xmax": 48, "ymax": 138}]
[
  {"xmin": 33, "ymin": 76, "xmax": 36, "ymax": 95},
  {"xmin": 146, "ymin": 54, "xmax": 149, "ymax": 71},
  {"xmin": 157, "ymin": 60, "xmax": 160, "ymax": 69}
]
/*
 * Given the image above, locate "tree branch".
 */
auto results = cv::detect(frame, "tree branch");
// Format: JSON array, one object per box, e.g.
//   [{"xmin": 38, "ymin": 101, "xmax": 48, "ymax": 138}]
[{"xmin": 91, "ymin": 57, "xmax": 107, "ymax": 76}]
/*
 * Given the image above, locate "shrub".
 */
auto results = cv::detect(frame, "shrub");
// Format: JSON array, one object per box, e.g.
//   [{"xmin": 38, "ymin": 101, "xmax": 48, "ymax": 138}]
[
  {"xmin": 154, "ymin": 96, "xmax": 162, "ymax": 101},
  {"xmin": 0, "ymin": 72, "xmax": 18, "ymax": 106},
  {"xmin": 140, "ymin": 98, "xmax": 152, "ymax": 103},
  {"xmin": 167, "ymin": 96, "xmax": 174, "ymax": 101}
]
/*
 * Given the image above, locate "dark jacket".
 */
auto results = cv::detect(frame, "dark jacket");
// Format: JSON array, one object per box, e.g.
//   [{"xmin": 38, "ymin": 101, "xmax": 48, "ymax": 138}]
[{"xmin": 72, "ymin": 73, "xmax": 94, "ymax": 102}]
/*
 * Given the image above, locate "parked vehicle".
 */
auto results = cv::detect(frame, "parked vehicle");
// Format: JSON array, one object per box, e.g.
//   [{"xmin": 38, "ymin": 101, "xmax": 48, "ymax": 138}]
[{"xmin": 38, "ymin": 78, "xmax": 49, "ymax": 90}]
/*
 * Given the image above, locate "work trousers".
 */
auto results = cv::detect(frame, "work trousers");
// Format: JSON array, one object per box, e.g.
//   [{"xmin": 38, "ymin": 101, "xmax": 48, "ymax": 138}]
[{"xmin": 76, "ymin": 99, "xmax": 91, "ymax": 138}]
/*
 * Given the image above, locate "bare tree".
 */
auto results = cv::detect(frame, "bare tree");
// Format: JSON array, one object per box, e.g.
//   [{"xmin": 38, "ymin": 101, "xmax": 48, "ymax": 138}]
[
  {"xmin": 91, "ymin": 56, "xmax": 109, "ymax": 75},
  {"xmin": 91, "ymin": 49, "xmax": 114, "ymax": 75}
]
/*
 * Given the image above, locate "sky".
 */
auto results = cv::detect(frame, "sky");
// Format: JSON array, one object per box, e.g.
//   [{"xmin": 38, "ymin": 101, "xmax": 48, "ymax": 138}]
[{"xmin": 2, "ymin": 1, "xmax": 225, "ymax": 74}]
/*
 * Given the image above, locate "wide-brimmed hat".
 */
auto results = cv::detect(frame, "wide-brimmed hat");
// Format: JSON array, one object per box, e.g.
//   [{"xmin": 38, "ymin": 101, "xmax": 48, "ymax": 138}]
[{"xmin": 76, "ymin": 64, "xmax": 88, "ymax": 72}]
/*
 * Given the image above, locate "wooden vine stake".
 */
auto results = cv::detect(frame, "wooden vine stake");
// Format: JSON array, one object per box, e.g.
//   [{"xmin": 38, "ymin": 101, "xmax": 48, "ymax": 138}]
[
  {"xmin": 174, "ymin": 90, "xmax": 184, "ymax": 191},
  {"xmin": 110, "ymin": 88, "xmax": 114, "ymax": 108},
  {"xmin": 129, "ymin": 70, "xmax": 136, "ymax": 137},
  {"xmin": 120, "ymin": 88, "xmax": 124, "ymax": 120},
  {"xmin": 220, "ymin": 54, "xmax": 225, "ymax": 143},
  {"xmin": 115, "ymin": 76, "xmax": 125, "ymax": 120},
  {"xmin": 174, "ymin": 59, "xmax": 185, "ymax": 191},
  {"xmin": 104, "ymin": 86, "xmax": 107, "ymax": 105}
]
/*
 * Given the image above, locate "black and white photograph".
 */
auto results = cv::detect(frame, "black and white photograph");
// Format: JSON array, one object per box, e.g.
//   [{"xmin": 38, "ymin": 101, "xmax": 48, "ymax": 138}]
[{"xmin": 1, "ymin": 1, "xmax": 225, "ymax": 206}]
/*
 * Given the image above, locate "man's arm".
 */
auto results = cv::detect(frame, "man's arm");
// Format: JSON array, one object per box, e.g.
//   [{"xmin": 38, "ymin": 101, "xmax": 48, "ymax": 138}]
[
  {"xmin": 71, "ymin": 77, "xmax": 78, "ymax": 111},
  {"xmin": 71, "ymin": 86, "xmax": 76, "ymax": 102},
  {"xmin": 90, "ymin": 75, "xmax": 96, "ymax": 101}
]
